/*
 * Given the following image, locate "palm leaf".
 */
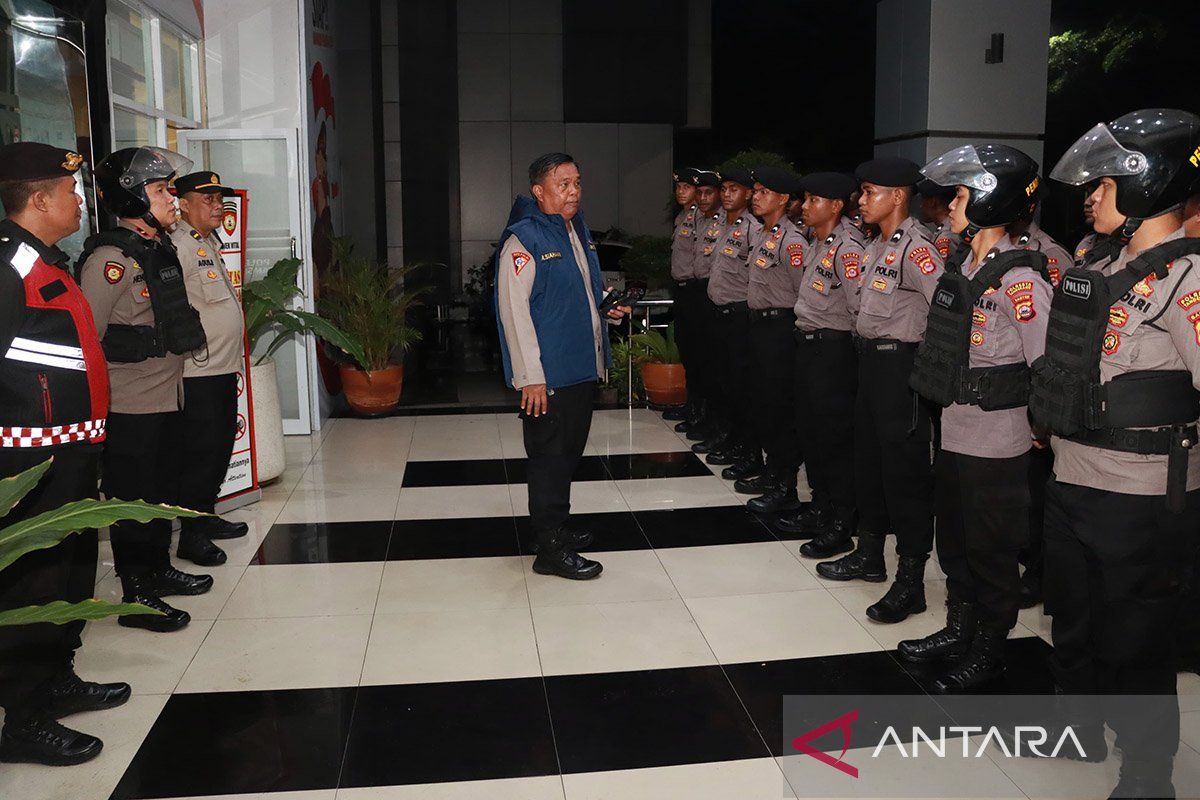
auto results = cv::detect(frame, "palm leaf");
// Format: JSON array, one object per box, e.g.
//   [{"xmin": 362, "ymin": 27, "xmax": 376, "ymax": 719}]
[
  {"xmin": 0, "ymin": 599, "xmax": 162, "ymax": 627},
  {"xmin": 291, "ymin": 310, "xmax": 368, "ymax": 370},
  {"xmin": 0, "ymin": 458, "xmax": 52, "ymax": 519}
]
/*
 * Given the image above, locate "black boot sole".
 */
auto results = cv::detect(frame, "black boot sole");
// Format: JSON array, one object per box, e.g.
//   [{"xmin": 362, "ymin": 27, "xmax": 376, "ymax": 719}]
[
  {"xmin": 176, "ymin": 548, "xmax": 227, "ymax": 567},
  {"xmin": 866, "ymin": 600, "xmax": 927, "ymax": 624},
  {"xmin": 531, "ymin": 561, "xmax": 603, "ymax": 580},
  {"xmin": 0, "ymin": 739, "xmax": 103, "ymax": 766},
  {"xmin": 815, "ymin": 564, "xmax": 887, "ymax": 582},
  {"xmin": 118, "ymin": 612, "xmax": 190, "ymax": 633}
]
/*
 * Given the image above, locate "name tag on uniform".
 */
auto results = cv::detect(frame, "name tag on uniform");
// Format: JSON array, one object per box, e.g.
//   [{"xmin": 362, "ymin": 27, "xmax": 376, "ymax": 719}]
[{"xmin": 541, "ymin": 251, "xmax": 562, "ymax": 261}]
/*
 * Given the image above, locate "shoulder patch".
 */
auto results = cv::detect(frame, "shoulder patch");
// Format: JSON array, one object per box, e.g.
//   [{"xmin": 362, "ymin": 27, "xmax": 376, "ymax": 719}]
[
  {"xmin": 104, "ymin": 262, "xmax": 125, "ymax": 284},
  {"xmin": 8, "ymin": 243, "xmax": 39, "ymax": 278},
  {"xmin": 1178, "ymin": 290, "xmax": 1200, "ymax": 310},
  {"xmin": 908, "ymin": 246, "xmax": 937, "ymax": 275},
  {"xmin": 786, "ymin": 241, "xmax": 805, "ymax": 268},
  {"xmin": 1006, "ymin": 280, "xmax": 1034, "ymax": 297},
  {"xmin": 512, "ymin": 251, "xmax": 531, "ymax": 274},
  {"xmin": 841, "ymin": 251, "xmax": 861, "ymax": 280},
  {"xmin": 934, "ymin": 237, "xmax": 952, "ymax": 259}
]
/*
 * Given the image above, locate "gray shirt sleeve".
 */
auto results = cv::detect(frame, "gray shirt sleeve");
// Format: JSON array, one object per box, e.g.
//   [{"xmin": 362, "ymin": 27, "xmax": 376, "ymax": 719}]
[{"xmin": 496, "ymin": 233, "xmax": 545, "ymax": 388}]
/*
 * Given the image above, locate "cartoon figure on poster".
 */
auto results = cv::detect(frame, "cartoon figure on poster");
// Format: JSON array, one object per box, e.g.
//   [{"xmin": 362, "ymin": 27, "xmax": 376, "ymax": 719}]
[{"xmin": 309, "ymin": 60, "xmax": 342, "ymax": 393}]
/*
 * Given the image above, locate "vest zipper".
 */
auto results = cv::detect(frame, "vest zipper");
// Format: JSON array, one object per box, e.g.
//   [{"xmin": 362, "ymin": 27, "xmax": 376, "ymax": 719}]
[{"xmin": 38, "ymin": 372, "xmax": 53, "ymax": 424}]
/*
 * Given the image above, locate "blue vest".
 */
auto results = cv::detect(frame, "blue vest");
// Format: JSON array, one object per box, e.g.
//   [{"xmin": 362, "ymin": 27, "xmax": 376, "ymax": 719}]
[{"xmin": 495, "ymin": 196, "xmax": 610, "ymax": 389}]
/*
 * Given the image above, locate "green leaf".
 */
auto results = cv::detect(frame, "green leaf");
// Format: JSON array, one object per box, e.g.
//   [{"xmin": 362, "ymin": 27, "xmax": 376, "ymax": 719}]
[
  {"xmin": 291, "ymin": 310, "xmax": 368, "ymax": 370},
  {"xmin": 0, "ymin": 499, "xmax": 207, "ymax": 573},
  {"xmin": 0, "ymin": 599, "xmax": 162, "ymax": 627},
  {"xmin": 0, "ymin": 458, "xmax": 53, "ymax": 519}
]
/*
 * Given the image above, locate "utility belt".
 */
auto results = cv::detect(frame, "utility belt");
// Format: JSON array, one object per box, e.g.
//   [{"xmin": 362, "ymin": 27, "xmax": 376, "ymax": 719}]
[
  {"xmin": 674, "ymin": 277, "xmax": 709, "ymax": 290},
  {"xmin": 101, "ymin": 323, "xmax": 169, "ymax": 363},
  {"xmin": 795, "ymin": 327, "xmax": 854, "ymax": 343},
  {"xmin": 1069, "ymin": 423, "xmax": 1197, "ymax": 513},
  {"xmin": 855, "ymin": 337, "xmax": 918, "ymax": 355},
  {"xmin": 714, "ymin": 301, "xmax": 748, "ymax": 316},
  {"xmin": 949, "ymin": 362, "xmax": 1031, "ymax": 411},
  {"xmin": 749, "ymin": 307, "xmax": 795, "ymax": 321}
]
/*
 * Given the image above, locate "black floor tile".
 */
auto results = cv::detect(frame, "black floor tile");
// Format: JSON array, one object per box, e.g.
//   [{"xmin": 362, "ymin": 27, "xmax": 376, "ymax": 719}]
[
  {"xmin": 601, "ymin": 451, "xmax": 712, "ymax": 480},
  {"xmin": 387, "ymin": 516, "xmax": 519, "ymax": 560},
  {"xmin": 109, "ymin": 687, "xmax": 356, "ymax": 799},
  {"xmin": 515, "ymin": 511, "xmax": 650, "ymax": 555},
  {"xmin": 723, "ymin": 650, "xmax": 929, "ymax": 756},
  {"xmin": 503, "ymin": 455, "xmax": 611, "ymax": 484},
  {"xmin": 338, "ymin": 679, "xmax": 559, "ymax": 787},
  {"xmin": 401, "ymin": 458, "xmax": 509, "ymax": 487},
  {"xmin": 252, "ymin": 522, "xmax": 394, "ymax": 565},
  {"xmin": 634, "ymin": 505, "xmax": 775, "ymax": 549},
  {"xmin": 889, "ymin": 634, "xmax": 1057, "ymax": 696},
  {"xmin": 545, "ymin": 665, "xmax": 770, "ymax": 774}
]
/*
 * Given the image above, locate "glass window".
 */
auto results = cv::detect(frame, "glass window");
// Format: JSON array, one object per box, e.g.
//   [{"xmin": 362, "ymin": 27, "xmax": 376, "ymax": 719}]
[
  {"xmin": 113, "ymin": 106, "xmax": 155, "ymax": 149},
  {"xmin": 105, "ymin": 5, "xmax": 153, "ymax": 106},
  {"xmin": 160, "ymin": 27, "xmax": 196, "ymax": 121}
]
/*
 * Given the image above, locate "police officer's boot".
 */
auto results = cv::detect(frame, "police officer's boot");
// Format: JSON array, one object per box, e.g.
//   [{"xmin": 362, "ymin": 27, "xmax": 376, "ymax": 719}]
[
  {"xmin": 1108, "ymin": 758, "xmax": 1176, "ymax": 799},
  {"xmin": 662, "ymin": 402, "xmax": 690, "ymax": 422},
  {"xmin": 897, "ymin": 600, "xmax": 977, "ymax": 663},
  {"xmin": 117, "ymin": 575, "xmax": 192, "ymax": 633},
  {"xmin": 799, "ymin": 508, "xmax": 856, "ymax": 558},
  {"xmin": 733, "ymin": 472, "xmax": 778, "ymax": 495},
  {"xmin": 776, "ymin": 500, "xmax": 831, "ymax": 536},
  {"xmin": 531, "ymin": 529, "xmax": 603, "ymax": 580},
  {"xmin": 705, "ymin": 438, "xmax": 739, "ymax": 466},
  {"xmin": 177, "ymin": 529, "xmax": 227, "ymax": 567},
  {"xmin": 36, "ymin": 666, "xmax": 131, "ymax": 719},
  {"xmin": 0, "ymin": 713, "xmax": 103, "ymax": 766},
  {"xmin": 529, "ymin": 525, "xmax": 594, "ymax": 552},
  {"xmin": 723, "ymin": 448, "xmax": 763, "ymax": 481},
  {"xmin": 674, "ymin": 401, "xmax": 705, "ymax": 433},
  {"xmin": 747, "ymin": 475, "xmax": 801, "ymax": 514},
  {"xmin": 691, "ymin": 427, "xmax": 729, "ymax": 454},
  {"xmin": 816, "ymin": 533, "xmax": 887, "ymax": 582},
  {"xmin": 931, "ymin": 624, "xmax": 1007, "ymax": 694},
  {"xmin": 866, "ymin": 554, "xmax": 928, "ymax": 623}
]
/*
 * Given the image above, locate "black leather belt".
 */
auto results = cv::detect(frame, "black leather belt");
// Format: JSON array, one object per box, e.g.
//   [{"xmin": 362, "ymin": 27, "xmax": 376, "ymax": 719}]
[
  {"xmin": 1069, "ymin": 424, "xmax": 1195, "ymax": 456},
  {"xmin": 674, "ymin": 277, "xmax": 709, "ymax": 288},
  {"xmin": 855, "ymin": 336, "xmax": 918, "ymax": 354},
  {"xmin": 715, "ymin": 301, "xmax": 748, "ymax": 315},
  {"xmin": 795, "ymin": 327, "xmax": 853, "ymax": 342},
  {"xmin": 749, "ymin": 307, "xmax": 795, "ymax": 320}
]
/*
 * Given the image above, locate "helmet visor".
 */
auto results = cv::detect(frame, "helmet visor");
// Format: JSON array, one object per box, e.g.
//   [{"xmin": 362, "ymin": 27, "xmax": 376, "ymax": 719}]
[
  {"xmin": 118, "ymin": 147, "xmax": 194, "ymax": 191},
  {"xmin": 1049, "ymin": 122, "xmax": 1149, "ymax": 186},
  {"xmin": 921, "ymin": 145, "xmax": 998, "ymax": 192}
]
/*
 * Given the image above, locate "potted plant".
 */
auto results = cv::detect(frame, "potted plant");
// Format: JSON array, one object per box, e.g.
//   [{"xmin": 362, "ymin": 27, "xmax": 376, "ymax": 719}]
[
  {"xmin": 320, "ymin": 241, "xmax": 433, "ymax": 416},
  {"xmin": 617, "ymin": 234, "xmax": 672, "ymax": 291},
  {"xmin": 631, "ymin": 324, "xmax": 686, "ymax": 407},
  {"xmin": 243, "ymin": 257, "xmax": 365, "ymax": 480}
]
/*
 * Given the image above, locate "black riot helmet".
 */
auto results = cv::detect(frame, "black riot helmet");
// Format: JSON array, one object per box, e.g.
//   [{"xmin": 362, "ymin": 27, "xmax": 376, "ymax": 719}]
[
  {"xmin": 920, "ymin": 144, "xmax": 1041, "ymax": 239},
  {"xmin": 1050, "ymin": 108, "xmax": 1200, "ymax": 240},
  {"xmin": 94, "ymin": 146, "xmax": 193, "ymax": 228}
]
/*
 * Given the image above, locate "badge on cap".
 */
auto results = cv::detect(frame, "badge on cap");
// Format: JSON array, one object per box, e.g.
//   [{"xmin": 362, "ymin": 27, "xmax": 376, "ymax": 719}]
[
  {"xmin": 104, "ymin": 262, "xmax": 124, "ymax": 284},
  {"xmin": 62, "ymin": 152, "xmax": 84, "ymax": 172}
]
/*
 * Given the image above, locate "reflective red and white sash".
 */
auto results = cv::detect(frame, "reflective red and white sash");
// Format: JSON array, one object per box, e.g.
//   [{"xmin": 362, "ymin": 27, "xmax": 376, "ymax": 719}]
[{"xmin": 0, "ymin": 419, "xmax": 106, "ymax": 448}]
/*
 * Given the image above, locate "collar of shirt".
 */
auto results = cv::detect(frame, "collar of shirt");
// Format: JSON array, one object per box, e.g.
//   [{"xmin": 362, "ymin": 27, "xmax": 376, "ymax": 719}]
[
  {"xmin": 961, "ymin": 230, "xmax": 1017, "ymax": 276},
  {"xmin": 0, "ymin": 218, "xmax": 70, "ymax": 268}
]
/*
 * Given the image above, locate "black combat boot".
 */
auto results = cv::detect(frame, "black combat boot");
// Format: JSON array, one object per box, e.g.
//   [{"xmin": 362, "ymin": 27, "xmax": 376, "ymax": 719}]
[
  {"xmin": 816, "ymin": 533, "xmax": 887, "ymax": 582},
  {"xmin": 931, "ymin": 624, "xmax": 1007, "ymax": 693},
  {"xmin": 0, "ymin": 714, "xmax": 102, "ymax": 766},
  {"xmin": 37, "ymin": 668, "xmax": 131, "ymax": 719},
  {"xmin": 135, "ymin": 566, "xmax": 213, "ymax": 597},
  {"xmin": 799, "ymin": 508, "xmax": 855, "ymax": 558},
  {"xmin": 775, "ymin": 501, "xmax": 831, "ymax": 536},
  {"xmin": 1108, "ymin": 759, "xmax": 1176, "ymax": 799},
  {"xmin": 747, "ymin": 482, "xmax": 801, "ymax": 514},
  {"xmin": 189, "ymin": 516, "xmax": 249, "ymax": 540},
  {"xmin": 531, "ymin": 531, "xmax": 603, "ymax": 580},
  {"xmin": 866, "ymin": 554, "xmax": 928, "ymax": 623},
  {"xmin": 691, "ymin": 429, "xmax": 729, "ymax": 454},
  {"xmin": 722, "ymin": 450, "xmax": 763, "ymax": 481},
  {"xmin": 674, "ymin": 401, "xmax": 706, "ymax": 433},
  {"xmin": 897, "ymin": 600, "xmax": 977, "ymax": 663},
  {"xmin": 734, "ymin": 473, "xmax": 778, "ymax": 495},
  {"xmin": 530, "ymin": 525, "xmax": 593, "ymax": 552},
  {"xmin": 177, "ymin": 529, "xmax": 227, "ymax": 567},
  {"xmin": 705, "ymin": 441, "xmax": 739, "ymax": 466},
  {"xmin": 662, "ymin": 402, "xmax": 690, "ymax": 421},
  {"xmin": 118, "ymin": 591, "xmax": 191, "ymax": 633}
]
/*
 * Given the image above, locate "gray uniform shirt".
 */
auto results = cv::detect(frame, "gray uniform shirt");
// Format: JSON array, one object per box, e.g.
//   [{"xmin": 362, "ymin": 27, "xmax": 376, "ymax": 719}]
[
  {"xmin": 940, "ymin": 236, "xmax": 1053, "ymax": 459},
  {"xmin": 932, "ymin": 219, "xmax": 956, "ymax": 261},
  {"xmin": 171, "ymin": 222, "xmax": 244, "ymax": 377},
  {"xmin": 496, "ymin": 228, "xmax": 603, "ymax": 389},
  {"xmin": 79, "ymin": 221, "xmax": 184, "ymax": 414},
  {"xmin": 793, "ymin": 219, "xmax": 867, "ymax": 332},
  {"xmin": 1013, "ymin": 221, "xmax": 1072, "ymax": 288},
  {"xmin": 1074, "ymin": 231, "xmax": 1099, "ymax": 265},
  {"xmin": 690, "ymin": 210, "xmax": 723, "ymax": 281},
  {"xmin": 670, "ymin": 205, "xmax": 700, "ymax": 280},
  {"xmin": 1051, "ymin": 227, "xmax": 1200, "ymax": 495},
  {"xmin": 855, "ymin": 216, "xmax": 945, "ymax": 342},
  {"xmin": 747, "ymin": 217, "xmax": 808, "ymax": 310},
  {"xmin": 706, "ymin": 211, "xmax": 762, "ymax": 305}
]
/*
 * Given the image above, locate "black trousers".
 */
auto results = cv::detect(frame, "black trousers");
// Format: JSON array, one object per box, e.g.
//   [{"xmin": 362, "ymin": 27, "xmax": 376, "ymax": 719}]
[
  {"xmin": 935, "ymin": 449, "xmax": 1030, "ymax": 630},
  {"xmin": 1022, "ymin": 446, "xmax": 1054, "ymax": 574},
  {"xmin": 710, "ymin": 303, "xmax": 754, "ymax": 449},
  {"xmin": 1044, "ymin": 477, "xmax": 1198, "ymax": 760},
  {"xmin": 749, "ymin": 313, "xmax": 801, "ymax": 480},
  {"xmin": 522, "ymin": 381, "xmax": 595, "ymax": 544},
  {"xmin": 854, "ymin": 344, "xmax": 934, "ymax": 557},
  {"xmin": 672, "ymin": 280, "xmax": 713, "ymax": 407},
  {"xmin": 794, "ymin": 331, "xmax": 857, "ymax": 512},
  {"xmin": 0, "ymin": 446, "xmax": 99, "ymax": 717},
  {"xmin": 172, "ymin": 373, "xmax": 238, "ymax": 514},
  {"xmin": 103, "ymin": 411, "xmax": 179, "ymax": 579}
]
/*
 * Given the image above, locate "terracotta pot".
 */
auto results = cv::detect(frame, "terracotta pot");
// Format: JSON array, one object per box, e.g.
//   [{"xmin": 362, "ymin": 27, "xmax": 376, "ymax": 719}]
[
  {"xmin": 340, "ymin": 364, "xmax": 404, "ymax": 416},
  {"xmin": 640, "ymin": 362, "xmax": 687, "ymax": 406}
]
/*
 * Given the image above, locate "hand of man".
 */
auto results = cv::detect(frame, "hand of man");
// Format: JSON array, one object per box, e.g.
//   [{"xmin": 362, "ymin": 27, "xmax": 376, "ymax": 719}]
[
  {"xmin": 607, "ymin": 305, "xmax": 632, "ymax": 320},
  {"xmin": 521, "ymin": 383, "xmax": 549, "ymax": 417}
]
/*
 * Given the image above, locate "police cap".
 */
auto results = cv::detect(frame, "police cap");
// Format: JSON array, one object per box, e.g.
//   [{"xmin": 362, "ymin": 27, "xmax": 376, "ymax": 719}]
[
  {"xmin": 720, "ymin": 167, "xmax": 754, "ymax": 189},
  {"xmin": 801, "ymin": 172, "xmax": 857, "ymax": 201},
  {"xmin": 694, "ymin": 170, "xmax": 721, "ymax": 188},
  {"xmin": 752, "ymin": 165, "xmax": 801, "ymax": 196},
  {"xmin": 175, "ymin": 171, "xmax": 235, "ymax": 197},
  {"xmin": 0, "ymin": 142, "xmax": 84, "ymax": 183},
  {"xmin": 673, "ymin": 167, "xmax": 702, "ymax": 185},
  {"xmin": 856, "ymin": 157, "xmax": 922, "ymax": 188}
]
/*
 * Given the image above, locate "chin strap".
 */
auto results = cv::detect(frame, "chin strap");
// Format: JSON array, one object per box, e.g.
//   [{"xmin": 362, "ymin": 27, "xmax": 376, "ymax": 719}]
[
  {"xmin": 943, "ymin": 223, "xmax": 981, "ymax": 275},
  {"xmin": 1116, "ymin": 217, "xmax": 1142, "ymax": 245}
]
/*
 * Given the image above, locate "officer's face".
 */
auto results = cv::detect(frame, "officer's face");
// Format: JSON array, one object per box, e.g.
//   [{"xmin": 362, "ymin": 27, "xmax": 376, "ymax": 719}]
[
  {"xmin": 858, "ymin": 182, "xmax": 902, "ymax": 225},
  {"xmin": 144, "ymin": 179, "xmax": 178, "ymax": 229},
  {"xmin": 696, "ymin": 185, "xmax": 719, "ymax": 214},
  {"xmin": 179, "ymin": 191, "xmax": 224, "ymax": 233},
  {"xmin": 947, "ymin": 186, "xmax": 971, "ymax": 235},
  {"xmin": 1082, "ymin": 185, "xmax": 1097, "ymax": 225},
  {"xmin": 532, "ymin": 162, "xmax": 582, "ymax": 221},
  {"xmin": 720, "ymin": 181, "xmax": 751, "ymax": 213},
  {"xmin": 1089, "ymin": 178, "xmax": 1125, "ymax": 236},
  {"xmin": 39, "ymin": 175, "xmax": 83, "ymax": 240},
  {"xmin": 675, "ymin": 181, "xmax": 697, "ymax": 207},
  {"xmin": 751, "ymin": 184, "xmax": 788, "ymax": 218},
  {"xmin": 800, "ymin": 193, "xmax": 842, "ymax": 228}
]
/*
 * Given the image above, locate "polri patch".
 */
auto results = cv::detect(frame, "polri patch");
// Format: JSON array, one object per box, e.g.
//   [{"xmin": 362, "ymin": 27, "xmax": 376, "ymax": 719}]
[
  {"xmin": 512, "ymin": 251, "xmax": 531, "ymax": 275},
  {"xmin": 104, "ymin": 262, "xmax": 124, "ymax": 284},
  {"xmin": 1102, "ymin": 330, "xmax": 1120, "ymax": 355},
  {"xmin": 908, "ymin": 246, "xmax": 936, "ymax": 275}
]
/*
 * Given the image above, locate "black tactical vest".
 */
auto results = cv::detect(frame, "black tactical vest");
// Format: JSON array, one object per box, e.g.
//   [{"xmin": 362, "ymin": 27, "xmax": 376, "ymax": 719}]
[
  {"xmin": 77, "ymin": 228, "xmax": 207, "ymax": 363},
  {"xmin": 910, "ymin": 249, "xmax": 1049, "ymax": 410}
]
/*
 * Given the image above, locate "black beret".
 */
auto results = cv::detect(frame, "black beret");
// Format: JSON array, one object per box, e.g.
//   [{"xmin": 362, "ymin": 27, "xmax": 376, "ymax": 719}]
[
  {"xmin": 856, "ymin": 156, "xmax": 922, "ymax": 188},
  {"xmin": 694, "ymin": 170, "xmax": 721, "ymax": 188},
  {"xmin": 801, "ymin": 172, "xmax": 857, "ymax": 200},
  {"xmin": 752, "ymin": 165, "xmax": 801, "ymax": 196},
  {"xmin": 0, "ymin": 142, "xmax": 84, "ymax": 183},
  {"xmin": 175, "ymin": 171, "xmax": 235, "ymax": 196},
  {"xmin": 673, "ymin": 167, "xmax": 702, "ymax": 184},
  {"xmin": 719, "ymin": 167, "xmax": 754, "ymax": 189}
]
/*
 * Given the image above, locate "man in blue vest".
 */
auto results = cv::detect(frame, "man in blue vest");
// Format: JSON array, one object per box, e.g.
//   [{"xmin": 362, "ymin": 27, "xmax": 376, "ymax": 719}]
[{"xmin": 496, "ymin": 153, "xmax": 629, "ymax": 580}]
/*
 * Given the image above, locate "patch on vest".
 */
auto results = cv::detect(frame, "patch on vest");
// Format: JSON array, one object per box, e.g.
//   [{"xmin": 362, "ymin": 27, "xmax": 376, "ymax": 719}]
[
  {"xmin": 755, "ymin": 257, "xmax": 768, "ymax": 268},
  {"xmin": 811, "ymin": 279, "xmax": 825, "ymax": 292},
  {"xmin": 1179, "ymin": 290, "xmax": 1200, "ymax": 310},
  {"xmin": 206, "ymin": 270, "xmax": 218, "ymax": 280},
  {"xmin": 1102, "ymin": 330, "xmax": 1121, "ymax": 355},
  {"xmin": 972, "ymin": 309, "xmax": 987, "ymax": 327},
  {"xmin": 871, "ymin": 277, "xmax": 889, "ymax": 292},
  {"xmin": 1062, "ymin": 275, "xmax": 1091, "ymax": 299},
  {"xmin": 933, "ymin": 288, "xmax": 955, "ymax": 309},
  {"xmin": 722, "ymin": 246, "xmax": 734, "ymax": 256},
  {"xmin": 970, "ymin": 330, "xmax": 985, "ymax": 347},
  {"xmin": 909, "ymin": 246, "xmax": 936, "ymax": 275},
  {"xmin": 512, "ymin": 251, "xmax": 531, "ymax": 274},
  {"xmin": 197, "ymin": 248, "xmax": 208, "ymax": 258},
  {"xmin": 884, "ymin": 250, "xmax": 897, "ymax": 265},
  {"xmin": 104, "ymin": 262, "xmax": 124, "ymax": 284},
  {"xmin": 1109, "ymin": 306, "xmax": 1129, "ymax": 328}
]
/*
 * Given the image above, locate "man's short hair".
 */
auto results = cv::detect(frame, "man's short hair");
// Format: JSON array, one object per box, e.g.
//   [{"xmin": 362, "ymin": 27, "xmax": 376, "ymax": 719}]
[
  {"xmin": 0, "ymin": 178, "xmax": 56, "ymax": 215},
  {"xmin": 529, "ymin": 152, "xmax": 576, "ymax": 186}
]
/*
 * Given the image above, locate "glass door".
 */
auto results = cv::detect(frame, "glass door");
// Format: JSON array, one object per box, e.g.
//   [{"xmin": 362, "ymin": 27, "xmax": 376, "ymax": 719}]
[{"xmin": 176, "ymin": 128, "xmax": 314, "ymax": 435}]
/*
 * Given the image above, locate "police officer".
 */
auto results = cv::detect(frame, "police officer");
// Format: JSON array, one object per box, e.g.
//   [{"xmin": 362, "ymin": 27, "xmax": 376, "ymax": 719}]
[
  {"xmin": 169, "ymin": 172, "xmax": 250, "ymax": 568},
  {"xmin": 816, "ymin": 157, "xmax": 944, "ymax": 625},
  {"xmin": 1073, "ymin": 185, "xmax": 1101, "ymax": 265},
  {"xmin": 900, "ymin": 144, "xmax": 1053, "ymax": 693},
  {"xmin": 664, "ymin": 168, "xmax": 702, "ymax": 425},
  {"xmin": 79, "ymin": 147, "xmax": 212, "ymax": 632},
  {"xmin": 0, "ymin": 143, "xmax": 129, "ymax": 766},
  {"xmin": 1031, "ymin": 108, "xmax": 1200, "ymax": 799},
  {"xmin": 701, "ymin": 168, "xmax": 763, "ymax": 474},
  {"xmin": 683, "ymin": 171, "xmax": 727, "ymax": 449},
  {"xmin": 917, "ymin": 178, "xmax": 956, "ymax": 257},
  {"xmin": 735, "ymin": 166, "xmax": 807, "ymax": 514},
  {"xmin": 777, "ymin": 172, "xmax": 866, "ymax": 554}
]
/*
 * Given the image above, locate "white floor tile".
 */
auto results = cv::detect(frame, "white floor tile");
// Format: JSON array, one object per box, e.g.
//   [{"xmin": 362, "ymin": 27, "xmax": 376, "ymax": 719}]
[
  {"xmin": 686, "ymin": 589, "xmax": 883, "ymax": 664},
  {"xmin": 410, "ymin": 415, "xmax": 502, "ymax": 460},
  {"xmin": 1183, "ymin": 672, "xmax": 1200, "ymax": 713},
  {"xmin": 376, "ymin": 556, "xmax": 529, "ymax": 613},
  {"xmin": 533, "ymin": 598, "xmax": 716, "ymax": 676},
  {"xmin": 276, "ymin": 487, "xmax": 401, "ymax": 523},
  {"xmin": 523, "ymin": 550, "xmax": 679, "ymax": 607},
  {"xmin": 1184, "ymin": 710, "xmax": 1200, "ymax": 754},
  {"xmin": 176, "ymin": 615, "xmax": 372, "ymax": 693},
  {"xmin": 510, "ymin": 480, "xmax": 629, "ymax": 516},
  {"xmin": 396, "ymin": 484, "xmax": 513, "ymax": 519},
  {"xmin": 337, "ymin": 776, "xmax": 564, "ymax": 799},
  {"xmin": 361, "ymin": 608, "xmax": 540, "ymax": 685},
  {"xmin": 615, "ymin": 475, "xmax": 741, "ymax": 511},
  {"xmin": 220, "ymin": 562, "xmax": 385, "ymax": 619},
  {"xmin": 75, "ymin": 617, "xmax": 214, "ymax": 695},
  {"xmin": 1017, "ymin": 601, "xmax": 1053, "ymax": 644},
  {"xmin": 563, "ymin": 757, "xmax": 787, "ymax": 800},
  {"xmin": 657, "ymin": 542, "xmax": 822, "ymax": 598},
  {"xmin": 299, "ymin": 459, "xmax": 407, "ymax": 491}
]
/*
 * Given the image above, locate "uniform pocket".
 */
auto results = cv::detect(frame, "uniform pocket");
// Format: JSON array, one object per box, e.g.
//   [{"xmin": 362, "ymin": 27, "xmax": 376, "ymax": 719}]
[{"xmin": 201, "ymin": 275, "xmax": 231, "ymax": 303}]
